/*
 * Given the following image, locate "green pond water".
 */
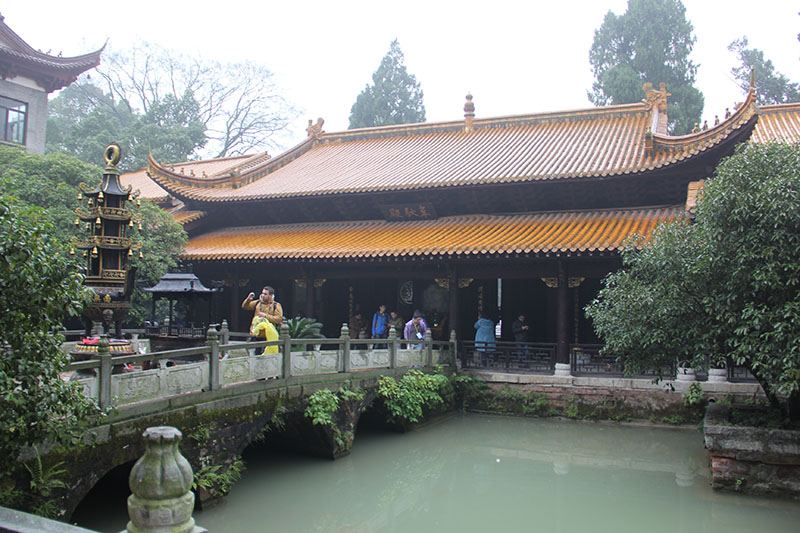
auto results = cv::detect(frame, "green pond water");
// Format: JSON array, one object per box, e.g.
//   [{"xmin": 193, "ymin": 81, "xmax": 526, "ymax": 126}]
[{"xmin": 75, "ymin": 413, "xmax": 800, "ymax": 532}]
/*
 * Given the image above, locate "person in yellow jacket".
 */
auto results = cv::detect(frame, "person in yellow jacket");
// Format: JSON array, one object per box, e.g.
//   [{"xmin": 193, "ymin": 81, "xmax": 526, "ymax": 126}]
[
  {"xmin": 243, "ymin": 286, "xmax": 283, "ymax": 354},
  {"xmin": 250, "ymin": 317, "xmax": 279, "ymax": 354}
]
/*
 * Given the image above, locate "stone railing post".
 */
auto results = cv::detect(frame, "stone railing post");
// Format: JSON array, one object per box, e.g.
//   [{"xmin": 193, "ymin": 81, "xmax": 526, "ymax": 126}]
[
  {"xmin": 341, "ymin": 323, "xmax": 351, "ymax": 373},
  {"xmin": 127, "ymin": 426, "xmax": 205, "ymax": 533},
  {"xmin": 219, "ymin": 319, "xmax": 230, "ymax": 358},
  {"xmin": 280, "ymin": 322, "xmax": 292, "ymax": 379},
  {"xmin": 97, "ymin": 335, "xmax": 112, "ymax": 409},
  {"xmin": 425, "ymin": 329, "xmax": 433, "ymax": 368},
  {"xmin": 206, "ymin": 325, "xmax": 220, "ymax": 391},
  {"xmin": 449, "ymin": 329, "xmax": 457, "ymax": 366},
  {"xmin": 388, "ymin": 325, "xmax": 398, "ymax": 369}
]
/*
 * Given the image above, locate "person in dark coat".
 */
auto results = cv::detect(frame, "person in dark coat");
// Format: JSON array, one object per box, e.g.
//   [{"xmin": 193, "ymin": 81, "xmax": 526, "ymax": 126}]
[{"xmin": 511, "ymin": 314, "xmax": 530, "ymax": 362}]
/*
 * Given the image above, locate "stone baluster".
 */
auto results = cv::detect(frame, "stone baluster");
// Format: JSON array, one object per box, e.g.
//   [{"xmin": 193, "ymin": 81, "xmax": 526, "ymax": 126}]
[
  {"xmin": 388, "ymin": 325, "xmax": 398, "ymax": 369},
  {"xmin": 280, "ymin": 322, "xmax": 291, "ymax": 379},
  {"xmin": 341, "ymin": 323, "xmax": 351, "ymax": 373},
  {"xmin": 127, "ymin": 426, "xmax": 205, "ymax": 533},
  {"xmin": 206, "ymin": 325, "xmax": 219, "ymax": 391},
  {"xmin": 219, "ymin": 319, "xmax": 230, "ymax": 358},
  {"xmin": 97, "ymin": 335, "xmax": 112, "ymax": 409},
  {"xmin": 425, "ymin": 329, "xmax": 433, "ymax": 368}
]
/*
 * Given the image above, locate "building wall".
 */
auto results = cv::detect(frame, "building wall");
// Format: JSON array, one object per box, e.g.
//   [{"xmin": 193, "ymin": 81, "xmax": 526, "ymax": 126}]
[{"xmin": 0, "ymin": 76, "xmax": 47, "ymax": 154}]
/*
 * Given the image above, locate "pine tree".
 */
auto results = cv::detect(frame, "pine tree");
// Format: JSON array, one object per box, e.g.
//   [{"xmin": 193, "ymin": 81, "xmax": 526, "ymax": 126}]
[
  {"xmin": 348, "ymin": 40, "xmax": 426, "ymax": 129},
  {"xmin": 729, "ymin": 37, "xmax": 800, "ymax": 105},
  {"xmin": 588, "ymin": 0, "xmax": 703, "ymax": 134}
]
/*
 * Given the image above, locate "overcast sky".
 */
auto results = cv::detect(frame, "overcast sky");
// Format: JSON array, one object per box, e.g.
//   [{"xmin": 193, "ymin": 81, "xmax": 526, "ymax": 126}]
[{"xmin": 5, "ymin": 1, "xmax": 799, "ymax": 151}]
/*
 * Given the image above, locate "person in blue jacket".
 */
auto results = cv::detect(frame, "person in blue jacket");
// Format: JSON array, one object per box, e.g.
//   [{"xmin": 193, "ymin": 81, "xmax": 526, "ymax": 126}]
[
  {"xmin": 371, "ymin": 304, "xmax": 389, "ymax": 348},
  {"xmin": 474, "ymin": 312, "xmax": 496, "ymax": 367}
]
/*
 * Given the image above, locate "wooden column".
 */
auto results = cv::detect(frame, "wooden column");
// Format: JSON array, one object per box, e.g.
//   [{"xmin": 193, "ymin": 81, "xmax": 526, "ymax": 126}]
[
  {"xmin": 229, "ymin": 272, "xmax": 240, "ymax": 332},
  {"xmin": 556, "ymin": 260, "xmax": 569, "ymax": 365},
  {"xmin": 448, "ymin": 270, "xmax": 459, "ymax": 340},
  {"xmin": 305, "ymin": 275, "xmax": 315, "ymax": 318}
]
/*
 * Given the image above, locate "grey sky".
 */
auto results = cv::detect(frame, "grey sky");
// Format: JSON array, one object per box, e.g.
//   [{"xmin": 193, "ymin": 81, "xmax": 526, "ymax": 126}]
[{"xmin": 5, "ymin": 1, "xmax": 799, "ymax": 151}]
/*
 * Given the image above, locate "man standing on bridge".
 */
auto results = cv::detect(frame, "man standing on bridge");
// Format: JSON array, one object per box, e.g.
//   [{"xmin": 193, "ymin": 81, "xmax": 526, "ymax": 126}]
[{"xmin": 243, "ymin": 286, "xmax": 283, "ymax": 327}]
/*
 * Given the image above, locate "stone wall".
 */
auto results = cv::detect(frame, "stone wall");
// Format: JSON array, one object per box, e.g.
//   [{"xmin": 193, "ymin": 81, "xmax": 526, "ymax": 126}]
[
  {"xmin": 461, "ymin": 370, "xmax": 764, "ymax": 420},
  {"xmin": 704, "ymin": 403, "xmax": 800, "ymax": 499}
]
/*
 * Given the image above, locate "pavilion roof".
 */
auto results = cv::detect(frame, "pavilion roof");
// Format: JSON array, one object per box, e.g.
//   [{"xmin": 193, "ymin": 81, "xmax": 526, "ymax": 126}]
[
  {"xmin": 143, "ymin": 272, "xmax": 215, "ymax": 294},
  {"xmin": 0, "ymin": 14, "xmax": 103, "ymax": 93},
  {"xmin": 179, "ymin": 205, "xmax": 682, "ymax": 263},
  {"xmin": 149, "ymin": 84, "xmax": 758, "ymax": 205}
]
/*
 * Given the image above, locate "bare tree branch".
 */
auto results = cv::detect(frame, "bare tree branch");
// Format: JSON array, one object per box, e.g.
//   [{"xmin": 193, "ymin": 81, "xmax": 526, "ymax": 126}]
[{"xmin": 92, "ymin": 42, "xmax": 296, "ymax": 159}]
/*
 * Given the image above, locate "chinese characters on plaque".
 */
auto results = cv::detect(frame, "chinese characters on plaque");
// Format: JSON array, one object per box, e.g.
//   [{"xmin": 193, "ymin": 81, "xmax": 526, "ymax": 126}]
[{"xmin": 381, "ymin": 203, "xmax": 438, "ymax": 221}]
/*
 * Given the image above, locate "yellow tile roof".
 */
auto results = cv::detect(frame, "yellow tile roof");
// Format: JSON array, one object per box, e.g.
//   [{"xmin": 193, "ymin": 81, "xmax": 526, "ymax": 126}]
[
  {"xmin": 149, "ymin": 87, "xmax": 758, "ymax": 204},
  {"xmin": 168, "ymin": 206, "xmax": 206, "ymax": 226},
  {"xmin": 121, "ymin": 167, "xmax": 170, "ymax": 202},
  {"xmin": 121, "ymin": 152, "xmax": 269, "ymax": 201},
  {"xmin": 751, "ymin": 103, "xmax": 800, "ymax": 143},
  {"xmin": 181, "ymin": 206, "xmax": 681, "ymax": 262}
]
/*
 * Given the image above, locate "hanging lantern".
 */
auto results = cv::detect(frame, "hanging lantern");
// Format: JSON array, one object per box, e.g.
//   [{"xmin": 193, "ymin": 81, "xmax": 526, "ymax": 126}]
[
  {"xmin": 136, "ymin": 199, "xmax": 141, "ymax": 208},
  {"xmin": 94, "ymin": 217, "xmax": 102, "ymax": 229},
  {"xmin": 77, "ymin": 192, "xmax": 82, "ymax": 201},
  {"xmin": 137, "ymin": 222, "xmax": 142, "ymax": 231},
  {"xmin": 91, "ymin": 247, "xmax": 98, "ymax": 258},
  {"xmin": 82, "ymin": 250, "xmax": 88, "ymax": 258},
  {"xmin": 74, "ymin": 218, "xmax": 80, "ymax": 227},
  {"xmin": 128, "ymin": 249, "xmax": 133, "ymax": 257},
  {"xmin": 69, "ymin": 248, "xmax": 75, "ymax": 257},
  {"xmin": 97, "ymin": 191, "xmax": 104, "ymax": 201},
  {"xmin": 128, "ymin": 219, "xmax": 134, "ymax": 228},
  {"xmin": 138, "ymin": 250, "xmax": 143, "ymax": 259}
]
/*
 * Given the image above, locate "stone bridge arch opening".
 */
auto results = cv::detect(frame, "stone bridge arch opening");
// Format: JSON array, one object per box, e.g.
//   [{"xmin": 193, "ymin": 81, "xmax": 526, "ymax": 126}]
[{"xmin": 70, "ymin": 459, "xmax": 136, "ymax": 530}]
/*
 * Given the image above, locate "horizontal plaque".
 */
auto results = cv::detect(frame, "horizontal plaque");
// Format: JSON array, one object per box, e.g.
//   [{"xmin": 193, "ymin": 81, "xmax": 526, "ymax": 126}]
[{"xmin": 381, "ymin": 203, "xmax": 437, "ymax": 221}]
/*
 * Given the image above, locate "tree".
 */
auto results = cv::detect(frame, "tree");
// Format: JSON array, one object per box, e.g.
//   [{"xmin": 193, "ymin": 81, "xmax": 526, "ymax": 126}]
[
  {"xmin": 0, "ymin": 196, "xmax": 100, "ymax": 495},
  {"xmin": 93, "ymin": 42, "xmax": 294, "ymax": 158},
  {"xmin": 728, "ymin": 37, "xmax": 800, "ymax": 105},
  {"xmin": 588, "ymin": 0, "xmax": 704, "ymax": 134},
  {"xmin": 348, "ymin": 40, "xmax": 426, "ymax": 129},
  {"xmin": 46, "ymin": 82, "xmax": 207, "ymax": 172},
  {"xmin": 586, "ymin": 142, "xmax": 800, "ymax": 419},
  {"xmin": 0, "ymin": 146, "xmax": 188, "ymax": 325}
]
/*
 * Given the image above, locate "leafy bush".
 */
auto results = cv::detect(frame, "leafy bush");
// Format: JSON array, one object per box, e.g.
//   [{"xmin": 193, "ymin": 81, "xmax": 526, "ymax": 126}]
[
  {"xmin": 0, "ymin": 197, "xmax": 100, "ymax": 496},
  {"xmin": 192, "ymin": 457, "xmax": 244, "ymax": 497},
  {"xmin": 285, "ymin": 316, "xmax": 324, "ymax": 339},
  {"xmin": 377, "ymin": 370, "xmax": 452, "ymax": 423},
  {"xmin": 683, "ymin": 382, "xmax": 705, "ymax": 408}
]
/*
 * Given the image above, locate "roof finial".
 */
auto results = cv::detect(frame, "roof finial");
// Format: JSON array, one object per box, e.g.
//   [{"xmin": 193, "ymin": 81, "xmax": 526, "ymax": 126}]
[
  {"xmin": 464, "ymin": 92, "xmax": 475, "ymax": 132},
  {"xmin": 306, "ymin": 118, "xmax": 325, "ymax": 139}
]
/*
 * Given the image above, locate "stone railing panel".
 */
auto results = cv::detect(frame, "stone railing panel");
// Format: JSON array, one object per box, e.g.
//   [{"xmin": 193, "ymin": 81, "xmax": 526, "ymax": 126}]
[{"xmin": 291, "ymin": 350, "xmax": 340, "ymax": 375}]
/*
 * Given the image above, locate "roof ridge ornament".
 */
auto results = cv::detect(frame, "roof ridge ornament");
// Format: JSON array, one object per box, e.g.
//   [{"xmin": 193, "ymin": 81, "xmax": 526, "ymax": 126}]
[
  {"xmin": 642, "ymin": 82, "xmax": 670, "ymax": 112},
  {"xmin": 464, "ymin": 93, "xmax": 475, "ymax": 132},
  {"xmin": 306, "ymin": 117, "xmax": 325, "ymax": 139}
]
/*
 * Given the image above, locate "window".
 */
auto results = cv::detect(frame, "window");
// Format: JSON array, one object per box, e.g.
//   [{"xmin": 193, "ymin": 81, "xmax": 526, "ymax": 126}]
[{"xmin": 0, "ymin": 96, "xmax": 27, "ymax": 145}]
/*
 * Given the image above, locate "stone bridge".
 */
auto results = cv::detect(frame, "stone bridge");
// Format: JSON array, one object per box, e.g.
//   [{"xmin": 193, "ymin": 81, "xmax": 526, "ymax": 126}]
[{"xmin": 50, "ymin": 323, "xmax": 455, "ymax": 517}]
